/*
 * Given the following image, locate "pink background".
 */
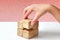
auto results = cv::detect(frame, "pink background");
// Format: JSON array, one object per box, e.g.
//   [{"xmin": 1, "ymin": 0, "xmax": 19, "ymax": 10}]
[{"xmin": 0, "ymin": 0, "xmax": 60, "ymax": 22}]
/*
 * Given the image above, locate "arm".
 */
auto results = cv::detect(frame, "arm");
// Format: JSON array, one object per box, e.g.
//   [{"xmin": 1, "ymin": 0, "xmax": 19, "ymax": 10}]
[
  {"xmin": 49, "ymin": 5, "xmax": 60, "ymax": 22},
  {"xmin": 23, "ymin": 4, "xmax": 60, "ymax": 26}
]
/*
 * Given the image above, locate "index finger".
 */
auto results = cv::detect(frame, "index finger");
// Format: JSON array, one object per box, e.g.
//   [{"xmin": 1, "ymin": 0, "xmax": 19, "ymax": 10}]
[{"xmin": 23, "ymin": 7, "xmax": 33, "ymax": 19}]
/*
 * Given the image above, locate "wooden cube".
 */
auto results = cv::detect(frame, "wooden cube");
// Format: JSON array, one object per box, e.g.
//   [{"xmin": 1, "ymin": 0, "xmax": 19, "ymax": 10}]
[
  {"xmin": 17, "ymin": 19, "xmax": 39, "ymax": 39},
  {"xmin": 22, "ymin": 19, "xmax": 31, "ymax": 29},
  {"xmin": 17, "ymin": 28, "xmax": 38, "ymax": 39},
  {"xmin": 32, "ymin": 21, "xmax": 38, "ymax": 29},
  {"xmin": 17, "ymin": 28, "xmax": 23, "ymax": 37},
  {"xmin": 23, "ymin": 19, "xmax": 38, "ymax": 29},
  {"xmin": 18, "ymin": 21, "xmax": 23, "ymax": 29},
  {"xmin": 23, "ymin": 28, "xmax": 38, "ymax": 39}
]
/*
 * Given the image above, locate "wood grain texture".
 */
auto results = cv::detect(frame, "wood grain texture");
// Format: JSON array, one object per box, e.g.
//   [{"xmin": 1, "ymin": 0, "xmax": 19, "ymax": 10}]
[
  {"xmin": 17, "ymin": 19, "xmax": 39, "ymax": 39},
  {"xmin": 18, "ymin": 19, "xmax": 39, "ymax": 29}
]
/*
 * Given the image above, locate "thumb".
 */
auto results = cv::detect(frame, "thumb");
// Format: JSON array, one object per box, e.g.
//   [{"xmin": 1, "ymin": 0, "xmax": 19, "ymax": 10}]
[{"xmin": 31, "ymin": 12, "xmax": 40, "ymax": 27}]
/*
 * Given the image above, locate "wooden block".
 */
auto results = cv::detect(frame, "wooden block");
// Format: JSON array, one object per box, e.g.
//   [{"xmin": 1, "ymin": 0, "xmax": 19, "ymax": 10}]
[
  {"xmin": 22, "ymin": 19, "xmax": 31, "ymax": 29},
  {"xmin": 32, "ymin": 21, "xmax": 38, "ymax": 29},
  {"xmin": 18, "ymin": 19, "xmax": 38, "ymax": 29},
  {"xmin": 23, "ymin": 28, "xmax": 38, "ymax": 39},
  {"xmin": 17, "ymin": 28, "xmax": 38, "ymax": 39},
  {"xmin": 17, "ymin": 28, "xmax": 23, "ymax": 37},
  {"xmin": 22, "ymin": 19, "xmax": 38, "ymax": 29},
  {"xmin": 17, "ymin": 19, "xmax": 39, "ymax": 39},
  {"xmin": 18, "ymin": 21, "xmax": 23, "ymax": 29}
]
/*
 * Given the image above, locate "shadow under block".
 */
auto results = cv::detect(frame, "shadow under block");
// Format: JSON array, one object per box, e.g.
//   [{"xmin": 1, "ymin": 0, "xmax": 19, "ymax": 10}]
[
  {"xmin": 17, "ymin": 28, "xmax": 38, "ymax": 39},
  {"xmin": 18, "ymin": 19, "xmax": 38, "ymax": 29}
]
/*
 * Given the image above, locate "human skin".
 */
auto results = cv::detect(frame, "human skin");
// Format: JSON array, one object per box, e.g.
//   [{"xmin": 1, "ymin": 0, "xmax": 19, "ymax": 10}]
[{"xmin": 23, "ymin": 4, "xmax": 60, "ymax": 26}]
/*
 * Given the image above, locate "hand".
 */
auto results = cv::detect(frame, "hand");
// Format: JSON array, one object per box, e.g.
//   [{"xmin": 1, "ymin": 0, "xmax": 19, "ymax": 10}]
[{"xmin": 23, "ymin": 4, "xmax": 53, "ymax": 26}]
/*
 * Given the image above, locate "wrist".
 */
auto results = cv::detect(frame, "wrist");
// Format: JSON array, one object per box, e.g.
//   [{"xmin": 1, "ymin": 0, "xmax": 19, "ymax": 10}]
[{"xmin": 48, "ymin": 5, "xmax": 56, "ymax": 15}]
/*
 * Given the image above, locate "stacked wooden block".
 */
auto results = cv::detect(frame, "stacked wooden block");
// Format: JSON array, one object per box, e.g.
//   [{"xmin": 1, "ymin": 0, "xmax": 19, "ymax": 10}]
[{"xmin": 17, "ymin": 19, "xmax": 39, "ymax": 39}]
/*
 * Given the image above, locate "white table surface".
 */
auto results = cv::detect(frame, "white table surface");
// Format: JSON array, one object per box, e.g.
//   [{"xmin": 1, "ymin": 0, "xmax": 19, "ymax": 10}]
[{"xmin": 0, "ymin": 22, "xmax": 60, "ymax": 40}]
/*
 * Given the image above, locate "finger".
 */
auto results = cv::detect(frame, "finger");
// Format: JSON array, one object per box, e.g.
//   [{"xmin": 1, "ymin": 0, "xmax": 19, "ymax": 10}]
[
  {"xmin": 23, "ymin": 6, "xmax": 31, "ymax": 15},
  {"xmin": 23, "ymin": 8, "xmax": 33, "ymax": 19},
  {"xmin": 23, "ymin": 6, "xmax": 30, "ymax": 19},
  {"xmin": 23, "ymin": 8, "xmax": 28, "ymax": 19},
  {"xmin": 31, "ymin": 12, "xmax": 41, "ymax": 26},
  {"xmin": 23, "ymin": 8, "xmax": 28, "ymax": 15},
  {"xmin": 31, "ymin": 10, "xmax": 46, "ymax": 26}
]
